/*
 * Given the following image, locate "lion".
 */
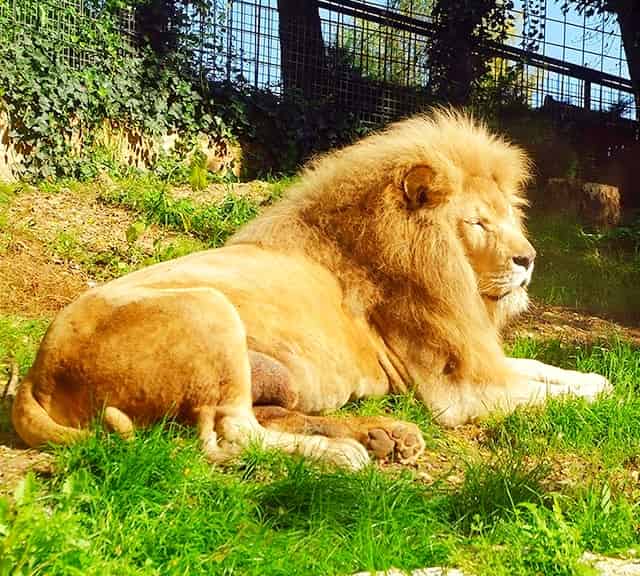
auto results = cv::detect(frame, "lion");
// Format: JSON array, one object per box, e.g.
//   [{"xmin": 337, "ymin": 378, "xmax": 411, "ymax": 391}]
[{"xmin": 12, "ymin": 109, "xmax": 611, "ymax": 469}]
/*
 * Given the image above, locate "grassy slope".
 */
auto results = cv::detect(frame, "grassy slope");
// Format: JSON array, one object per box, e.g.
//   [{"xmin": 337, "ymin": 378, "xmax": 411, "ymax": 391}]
[{"xmin": 1, "ymin": 176, "xmax": 640, "ymax": 575}]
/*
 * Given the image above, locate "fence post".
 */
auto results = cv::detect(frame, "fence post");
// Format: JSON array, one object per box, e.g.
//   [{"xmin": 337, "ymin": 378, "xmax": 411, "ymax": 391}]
[{"xmin": 583, "ymin": 79, "xmax": 591, "ymax": 111}]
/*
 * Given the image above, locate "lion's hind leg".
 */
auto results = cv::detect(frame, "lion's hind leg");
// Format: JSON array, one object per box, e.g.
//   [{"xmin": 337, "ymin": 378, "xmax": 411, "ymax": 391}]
[
  {"xmin": 213, "ymin": 361, "xmax": 370, "ymax": 469},
  {"xmin": 195, "ymin": 405, "xmax": 225, "ymax": 461},
  {"xmin": 216, "ymin": 406, "xmax": 370, "ymax": 469},
  {"xmin": 213, "ymin": 356, "xmax": 371, "ymax": 469},
  {"xmin": 159, "ymin": 288, "xmax": 369, "ymax": 470},
  {"xmin": 248, "ymin": 353, "xmax": 416, "ymax": 464}
]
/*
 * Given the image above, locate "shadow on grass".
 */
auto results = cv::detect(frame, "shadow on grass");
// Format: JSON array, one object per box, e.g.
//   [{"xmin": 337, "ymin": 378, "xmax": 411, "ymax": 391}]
[{"xmin": 528, "ymin": 210, "xmax": 640, "ymax": 324}]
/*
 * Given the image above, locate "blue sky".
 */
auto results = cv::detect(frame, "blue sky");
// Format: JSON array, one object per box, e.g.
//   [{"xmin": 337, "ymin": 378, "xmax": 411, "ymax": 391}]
[{"xmin": 335, "ymin": 0, "xmax": 629, "ymax": 77}]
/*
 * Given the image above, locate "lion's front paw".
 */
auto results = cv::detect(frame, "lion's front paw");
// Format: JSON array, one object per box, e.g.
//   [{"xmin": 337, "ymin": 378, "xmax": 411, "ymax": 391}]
[
  {"xmin": 547, "ymin": 371, "xmax": 612, "ymax": 402},
  {"xmin": 573, "ymin": 372, "xmax": 612, "ymax": 400},
  {"xmin": 366, "ymin": 421, "xmax": 425, "ymax": 464}
]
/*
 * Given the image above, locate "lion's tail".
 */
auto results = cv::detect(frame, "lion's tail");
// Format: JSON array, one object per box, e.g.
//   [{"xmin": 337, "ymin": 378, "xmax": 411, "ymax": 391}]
[{"xmin": 11, "ymin": 376, "xmax": 88, "ymax": 448}]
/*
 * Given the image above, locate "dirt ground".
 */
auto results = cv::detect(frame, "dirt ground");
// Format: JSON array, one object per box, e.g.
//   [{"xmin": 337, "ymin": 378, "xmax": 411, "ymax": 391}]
[
  {"xmin": 1, "ymin": 184, "xmax": 639, "ymax": 496},
  {"xmin": 511, "ymin": 301, "xmax": 640, "ymax": 346},
  {"xmin": 1, "ymin": 184, "xmax": 183, "ymax": 316}
]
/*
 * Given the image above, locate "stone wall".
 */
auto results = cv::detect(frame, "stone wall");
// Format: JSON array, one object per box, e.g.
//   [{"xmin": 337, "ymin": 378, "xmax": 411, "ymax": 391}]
[{"xmin": 0, "ymin": 112, "xmax": 242, "ymax": 181}]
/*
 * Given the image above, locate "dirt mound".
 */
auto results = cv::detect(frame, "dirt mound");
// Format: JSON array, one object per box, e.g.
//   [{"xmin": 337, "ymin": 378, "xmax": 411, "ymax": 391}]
[{"xmin": 511, "ymin": 301, "xmax": 640, "ymax": 346}]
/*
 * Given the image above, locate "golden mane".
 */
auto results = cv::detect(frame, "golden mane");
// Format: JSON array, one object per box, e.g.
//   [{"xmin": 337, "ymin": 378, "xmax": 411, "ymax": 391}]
[{"xmin": 229, "ymin": 109, "xmax": 532, "ymax": 387}]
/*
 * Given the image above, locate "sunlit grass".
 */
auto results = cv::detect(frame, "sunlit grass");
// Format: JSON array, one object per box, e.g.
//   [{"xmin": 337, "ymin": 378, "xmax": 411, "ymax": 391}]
[{"xmin": 2, "ymin": 181, "xmax": 640, "ymax": 574}]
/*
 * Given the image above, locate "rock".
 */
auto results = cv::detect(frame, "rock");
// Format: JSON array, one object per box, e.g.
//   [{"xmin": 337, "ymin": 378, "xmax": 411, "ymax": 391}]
[
  {"xmin": 0, "ymin": 108, "xmax": 242, "ymax": 180},
  {"xmin": 544, "ymin": 177, "xmax": 621, "ymax": 229},
  {"xmin": 581, "ymin": 182, "xmax": 621, "ymax": 228},
  {"xmin": 190, "ymin": 132, "xmax": 243, "ymax": 177},
  {"xmin": 351, "ymin": 569, "xmax": 464, "ymax": 576},
  {"xmin": 350, "ymin": 555, "xmax": 640, "ymax": 576},
  {"xmin": 583, "ymin": 552, "xmax": 640, "ymax": 576},
  {"xmin": 0, "ymin": 110, "xmax": 25, "ymax": 182},
  {"xmin": 1, "ymin": 358, "xmax": 19, "ymax": 400}
]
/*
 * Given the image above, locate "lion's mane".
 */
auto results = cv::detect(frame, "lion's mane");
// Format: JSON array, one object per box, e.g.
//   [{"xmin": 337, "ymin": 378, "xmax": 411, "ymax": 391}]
[{"xmin": 230, "ymin": 110, "xmax": 531, "ymax": 387}]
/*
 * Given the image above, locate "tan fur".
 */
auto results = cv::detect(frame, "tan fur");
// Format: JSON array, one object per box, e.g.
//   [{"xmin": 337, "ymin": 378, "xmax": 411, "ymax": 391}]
[{"xmin": 12, "ymin": 109, "xmax": 610, "ymax": 468}]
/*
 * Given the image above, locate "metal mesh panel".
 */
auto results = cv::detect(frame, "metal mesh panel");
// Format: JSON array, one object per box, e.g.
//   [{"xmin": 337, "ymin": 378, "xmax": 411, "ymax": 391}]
[
  {"xmin": 1, "ymin": 0, "xmax": 636, "ymax": 122},
  {"xmin": 0, "ymin": 0, "xmax": 137, "ymax": 68},
  {"xmin": 186, "ymin": 0, "xmax": 636, "ymax": 123}
]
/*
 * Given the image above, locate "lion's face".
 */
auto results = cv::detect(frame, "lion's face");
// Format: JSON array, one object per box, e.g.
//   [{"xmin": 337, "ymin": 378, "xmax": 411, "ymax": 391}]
[
  {"xmin": 454, "ymin": 177, "xmax": 536, "ymax": 325},
  {"xmin": 400, "ymin": 164, "xmax": 535, "ymax": 328}
]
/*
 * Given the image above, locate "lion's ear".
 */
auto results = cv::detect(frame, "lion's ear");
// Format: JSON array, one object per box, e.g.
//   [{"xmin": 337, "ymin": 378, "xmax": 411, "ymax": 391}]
[{"xmin": 403, "ymin": 165, "xmax": 436, "ymax": 210}]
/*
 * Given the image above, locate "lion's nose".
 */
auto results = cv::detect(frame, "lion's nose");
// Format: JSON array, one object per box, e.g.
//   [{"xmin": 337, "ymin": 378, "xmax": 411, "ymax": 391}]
[{"xmin": 512, "ymin": 252, "xmax": 536, "ymax": 269}]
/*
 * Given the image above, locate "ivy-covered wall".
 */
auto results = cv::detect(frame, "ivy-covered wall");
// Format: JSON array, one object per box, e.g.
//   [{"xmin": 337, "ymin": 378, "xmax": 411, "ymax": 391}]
[{"xmin": 0, "ymin": 0, "xmax": 238, "ymax": 181}]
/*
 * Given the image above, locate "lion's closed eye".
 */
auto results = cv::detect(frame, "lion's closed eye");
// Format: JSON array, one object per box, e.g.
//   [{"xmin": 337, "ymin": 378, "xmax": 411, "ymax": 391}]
[{"xmin": 465, "ymin": 218, "xmax": 488, "ymax": 231}]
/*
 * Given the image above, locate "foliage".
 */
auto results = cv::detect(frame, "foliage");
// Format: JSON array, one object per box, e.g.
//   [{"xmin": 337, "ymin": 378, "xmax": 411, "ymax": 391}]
[
  {"xmin": 499, "ymin": 500, "xmax": 593, "ymax": 575},
  {"xmin": 428, "ymin": 0, "xmax": 514, "ymax": 104},
  {"xmin": 471, "ymin": 10, "xmax": 543, "ymax": 115},
  {"xmin": 0, "ymin": 0, "xmax": 372, "ymax": 182},
  {"xmin": 558, "ymin": 0, "xmax": 639, "ymax": 107},
  {"xmin": 0, "ymin": 1, "xmax": 221, "ymax": 180},
  {"xmin": 339, "ymin": 0, "xmax": 434, "ymax": 85},
  {"xmin": 559, "ymin": 0, "xmax": 609, "ymax": 17},
  {"xmin": 209, "ymin": 82, "xmax": 372, "ymax": 176},
  {"xmin": 472, "ymin": 61, "xmax": 531, "ymax": 117}
]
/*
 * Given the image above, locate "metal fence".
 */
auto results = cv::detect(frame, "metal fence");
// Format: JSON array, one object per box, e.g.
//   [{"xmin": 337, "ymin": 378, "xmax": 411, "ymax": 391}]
[
  {"xmin": 186, "ymin": 0, "xmax": 637, "ymax": 123},
  {"xmin": 1, "ymin": 0, "xmax": 636, "ymax": 123},
  {"xmin": 0, "ymin": 0, "xmax": 137, "ymax": 68}
]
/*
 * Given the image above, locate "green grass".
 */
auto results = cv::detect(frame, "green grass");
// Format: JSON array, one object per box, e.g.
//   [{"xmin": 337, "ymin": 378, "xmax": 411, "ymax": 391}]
[
  {"xmin": 0, "ymin": 182, "xmax": 19, "ymax": 232},
  {"xmin": 79, "ymin": 236, "xmax": 209, "ymax": 282},
  {"xmin": 0, "ymin": 315, "xmax": 50, "ymax": 377},
  {"xmin": 448, "ymin": 451, "xmax": 549, "ymax": 534},
  {"xmin": 528, "ymin": 211, "xmax": 640, "ymax": 320},
  {"xmin": 261, "ymin": 175, "xmax": 299, "ymax": 202},
  {"xmin": 0, "ymin": 427, "xmax": 456, "ymax": 576},
  {"xmin": 2, "ymin": 332, "xmax": 640, "ymax": 574},
  {"xmin": 99, "ymin": 174, "xmax": 261, "ymax": 247},
  {"xmin": 97, "ymin": 173, "xmax": 297, "ymax": 250},
  {"xmin": 0, "ymin": 315, "xmax": 50, "ymax": 433},
  {"xmin": 489, "ymin": 338, "xmax": 640, "ymax": 466},
  {"xmin": 0, "ymin": 182, "xmax": 25, "ymax": 252},
  {"xmin": 47, "ymin": 227, "xmax": 208, "ymax": 282},
  {"xmin": 471, "ymin": 499, "xmax": 597, "ymax": 576},
  {"xmin": 3, "ymin": 180, "xmax": 640, "ymax": 574}
]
